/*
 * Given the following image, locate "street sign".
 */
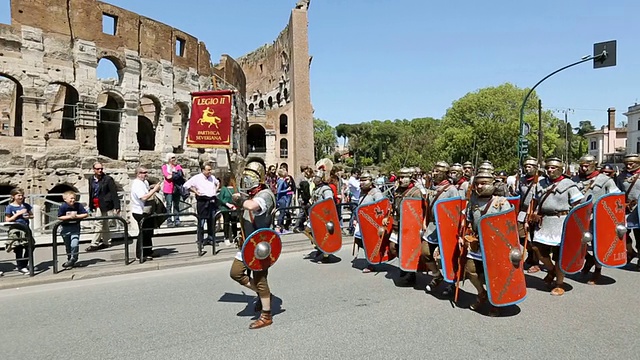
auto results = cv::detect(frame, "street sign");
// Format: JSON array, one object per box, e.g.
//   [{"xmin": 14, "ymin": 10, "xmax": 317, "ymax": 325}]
[
  {"xmin": 522, "ymin": 123, "xmax": 531, "ymax": 136},
  {"xmin": 593, "ymin": 40, "xmax": 616, "ymax": 69}
]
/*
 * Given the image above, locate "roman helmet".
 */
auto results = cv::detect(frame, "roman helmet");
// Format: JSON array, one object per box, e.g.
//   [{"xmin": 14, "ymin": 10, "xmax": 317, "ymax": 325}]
[
  {"xmin": 578, "ymin": 154, "xmax": 597, "ymax": 176},
  {"xmin": 544, "ymin": 157, "xmax": 564, "ymax": 180},
  {"xmin": 241, "ymin": 157, "xmax": 267, "ymax": 192},
  {"xmin": 413, "ymin": 167, "xmax": 423, "ymax": 179},
  {"xmin": 601, "ymin": 163, "xmax": 616, "ymax": 177},
  {"xmin": 314, "ymin": 158, "xmax": 333, "ymax": 185},
  {"xmin": 398, "ymin": 167, "xmax": 414, "ymax": 188},
  {"xmin": 477, "ymin": 160, "xmax": 494, "ymax": 174},
  {"xmin": 462, "ymin": 161, "xmax": 474, "ymax": 178},
  {"xmin": 624, "ymin": 153, "xmax": 640, "ymax": 173},
  {"xmin": 431, "ymin": 161, "xmax": 450, "ymax": 184},
  {"xmin": 522, "ymin": 157, "xmax": 538, "ymax": 177},
  {"xmin": 449, "ymin": 163, "xmax": 464, "ymax": 183},
  {"xmin": 496, "ymin": 170, "xmax": 508, "ymax": 183},
  {"xmin": 360, "ymin": 171, "xmax": 374, "ymax": 192},
  {"xmin": 474, "ymin": 170, "xmax": 495, "ymax": 197}
]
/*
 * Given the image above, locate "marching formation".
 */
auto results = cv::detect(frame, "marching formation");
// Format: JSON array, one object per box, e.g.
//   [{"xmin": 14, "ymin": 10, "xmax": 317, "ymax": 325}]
[{"xmin": 229, "ymin": 153, "xmax": 639, "ymax": 328}]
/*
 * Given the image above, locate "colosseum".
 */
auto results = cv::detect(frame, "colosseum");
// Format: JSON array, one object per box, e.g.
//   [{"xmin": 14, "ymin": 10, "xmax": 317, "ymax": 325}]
[{"xmin": 0, "ymin": 0, "xmax": 313, "ymax": 233}]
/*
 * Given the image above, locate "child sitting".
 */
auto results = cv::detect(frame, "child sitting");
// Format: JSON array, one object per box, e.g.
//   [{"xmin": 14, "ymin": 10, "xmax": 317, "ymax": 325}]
[{"xmin": 57, "ymin": 191, "xmax": 89, "ymax": 268}]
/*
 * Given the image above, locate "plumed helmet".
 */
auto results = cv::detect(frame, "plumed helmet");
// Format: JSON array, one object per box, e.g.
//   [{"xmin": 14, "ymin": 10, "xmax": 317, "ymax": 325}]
[
  {"xmin": 315, "ymin": 158, "xmax": 333, "ymax": 182},
  {"xmin": 241, "ymin": 157, "xmax": 266, "ymax": 191}
]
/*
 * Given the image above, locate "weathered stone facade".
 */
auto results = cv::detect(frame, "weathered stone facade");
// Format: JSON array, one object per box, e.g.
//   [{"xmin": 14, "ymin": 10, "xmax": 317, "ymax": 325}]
[
  {"xmin": 238, "ymin": 0, "xmax": 314, "ymax": 176},
  {"xmin": 0, "ymin": 0, "xmax": 248, "ymax": 208}
]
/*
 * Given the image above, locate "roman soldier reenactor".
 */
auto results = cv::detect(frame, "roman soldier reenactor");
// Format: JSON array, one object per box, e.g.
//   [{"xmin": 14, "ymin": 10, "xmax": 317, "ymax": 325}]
[
  {"xmin": 382, "ymin": 167, "xmax": 423, "ymax": 284},
  {"xmin": 573, "ymin": 154, "xmax": 620, "ymax": 283},
  {"xmin": 530, "ymin": 157, "xmax": 584, "ymax": 296},
  {"xmin": 307, "ymin": 158, "xmax": 338, "ymax": 263},
  {"xmin": 449, "ymin": 163, "xmax": 469, "ymax": 197},
  {"xmin": 616, "ymin": 153, "xmax": 640, "ymax": 267},
  {"xmin": 353, "ymin": 171, "xmax": 386, "ymax": 273},
  {"xmin": 517, "ymin": 157, "xmax": 542, "ymax": 273},
  {"xmin": 422, "ymin": 161, "xmax": 460, "ymax": 293},
  {"xmin": 230, "ymin": 158, "xmax": 277, "ymax": 329},
  {"xmin": 459, "ymin": 170, "xmax": 512, "ymax": 315}
]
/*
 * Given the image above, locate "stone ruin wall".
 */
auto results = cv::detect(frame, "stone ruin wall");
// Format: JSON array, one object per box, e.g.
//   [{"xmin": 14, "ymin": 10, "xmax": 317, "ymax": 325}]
[
  {"xmin": 0, "ymin": 0, "xmax": 248, "ymax": 214},
  {"xmin": 237, "ymin": 0, "xmax": 314, "ymax": 177}
]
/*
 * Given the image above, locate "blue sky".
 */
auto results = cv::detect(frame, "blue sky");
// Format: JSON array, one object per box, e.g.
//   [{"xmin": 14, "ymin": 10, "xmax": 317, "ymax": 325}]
[{"xmin": 2, "ymin": 0, "xmax": 638, "ymax": 129}]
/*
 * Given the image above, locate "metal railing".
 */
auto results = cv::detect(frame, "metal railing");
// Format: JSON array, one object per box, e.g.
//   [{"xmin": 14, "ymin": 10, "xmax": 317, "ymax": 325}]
[
  {"xmin": 51, "ymin": 216, "xmax": 130, "ymax": 274},
  {"xmin": 138, "ymin": 211, "xmax": 203, "ymax": 264}
]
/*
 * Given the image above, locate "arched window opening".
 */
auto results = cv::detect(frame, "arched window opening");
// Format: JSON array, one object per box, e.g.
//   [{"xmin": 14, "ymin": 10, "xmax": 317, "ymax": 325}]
[
  {"xmin": 280, "ymin": 51, "xmax": 289, "ymax": 72},
  {"xmin": 283, "ymin": 88, "xmax": 289, "ymax": 102},
  {"xmin": 96, "ymin": 57, "xmax": 123, "ymax": 86},
  {"xmin": 247, "ymin": 124, "xmax": 266, "ymax": 153},
  {"xmin": 174, "ymin": 102, "xmax": 189, "ymax": 152},
  {"xmin": 137, "ymin": 116, "xmax": 155, "ymax": 151},
  {"xmin": 280, "ymin": 138, "xmax": 288, "ymax": 158},
  {"xmin": 0, "ymin": 184, "xmax": 17, "ymax": 216},
  {"xmin": 279, "ymin": 114, "xmax": 288, "ymax": 134},
  {"xmin": 0, "ymin": 74, "xmax": 24, "ymax": 137},
  {"xmin": 97, "ymin": 92, "xmax": 123, "ymax": 159},
  {"xmin": 259, "ymin": 100, "xmax": 264, "ymax": 109},
  {"xmin": 44, "ymin": 83, "xmax": 79, "ymax": 140},
  {"xmin": 268, "ymin": 96, "xmax": 273, "ymax": 108},
  {"xmin": 248, "ymin": 103, "xmax": 254, "ymax": 112},
  {"xmin": 137, "ymin": 96, "xmax": 161, "ymax": 151},
  {"xmin": 276, "ymin": 93, "xmax": 281, "ymax": 105}
]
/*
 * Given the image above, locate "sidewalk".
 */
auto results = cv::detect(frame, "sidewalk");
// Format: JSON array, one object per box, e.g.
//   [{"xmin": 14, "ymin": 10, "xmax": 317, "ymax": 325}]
[{"xmin": 0, "ymin": 230, "xmax": 355, "ymax": 290}]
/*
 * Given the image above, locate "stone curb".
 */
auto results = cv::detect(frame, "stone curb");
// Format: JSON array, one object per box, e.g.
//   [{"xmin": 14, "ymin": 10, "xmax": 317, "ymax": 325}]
[{"xmin": 0, "ymin": 237, "xmax": 355, "ymax": 290}]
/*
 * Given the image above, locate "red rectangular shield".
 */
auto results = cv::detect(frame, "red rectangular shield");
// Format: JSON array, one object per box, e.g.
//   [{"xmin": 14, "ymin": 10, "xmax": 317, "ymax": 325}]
[
  {"xmin": 357, "ymin": 198, "xmax": 392, "ymax": 264},
  {"xmin": 434, "ymin": 197, "xmax": 463, "ymax": 283},
  {"xmin": 399, "ymin": 198, "xmax": 424, "ymax": 272},
  {"xmin": 478, "ymin": 208, "xmax": 527, "ymax": 307},
  {"xmin": 187, "ymin": 90, "xmax": 233, "ymax": 148},
  {"xmin": 309, "ymin": 197, "xmax": 342, "ymax": 254},
  {"xmin": 506, "ymin": 196, "xmax": 520, "ymax": 213},
  {"xmin": 559, "ymin": 200, "xmax": 593, "ymax": 274},
  {"xmin": 593, "ymin": 193, "xmax": 627, "ymax": 268}
]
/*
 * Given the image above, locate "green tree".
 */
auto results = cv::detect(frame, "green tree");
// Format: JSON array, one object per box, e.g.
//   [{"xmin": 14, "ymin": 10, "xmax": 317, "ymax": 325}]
[
  {"xmin": 313, "ymin": 118, "xmax": 337, "ymax": 161},
  {"xmin": 436, "ymin": 83, "xmax": 561, "ymax": 173}
]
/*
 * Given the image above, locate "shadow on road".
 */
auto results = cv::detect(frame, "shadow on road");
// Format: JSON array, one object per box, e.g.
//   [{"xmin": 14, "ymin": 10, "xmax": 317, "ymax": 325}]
[
  {"xmin": 525, "ymin": 273, "xmax": 574, "ymax": 293},
  {"xmin": 566, "ymin": 272, "xmax": 616, "ymax": 286},
  {"xmin": 218, "ymin": 292, "xmax": 286, "ymax": 319}
]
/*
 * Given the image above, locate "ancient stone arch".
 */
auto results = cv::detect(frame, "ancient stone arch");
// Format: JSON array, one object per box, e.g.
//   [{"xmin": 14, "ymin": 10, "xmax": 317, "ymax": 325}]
[
  {"xmin": 280, "ymin": 138, "xmax": 288, "ymax": 158},
  {"xmin": 173, "ymin": 102, "xmax": 190, "ymax": 152},
  {"xmin": 247, "ymin": 124, "xmax": 266, "ymax": 153},
  {"xmin": 97, "ymin": 91, "xmax": 125, "ymax": 159},
  {"xmin": 0, "ymin": 72, "xmax": 24, "ymax": 137},
  {"xmin": 137, "ymin": 95, "xmax": 161, "ymax": 151},
  {"xmin": 279, "ymin": 114, "xmax": 288, "ymax": 134},
  {"xmin": 96, "ymin": 55, "xmax": 125, "ymax": 86},
  {"xmin": 44, "ymin": 82, "xmax": 79, "ymax": 140}
]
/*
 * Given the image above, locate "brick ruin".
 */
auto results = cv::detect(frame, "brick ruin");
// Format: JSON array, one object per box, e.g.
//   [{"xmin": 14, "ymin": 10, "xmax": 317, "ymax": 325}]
[
  {"xmin": 0, "ymin": 0, "xmax": 314, "ymax": 231},
  {"xmin": 238, "ymin": 0, "xmax": 314, "ymax": 172}
]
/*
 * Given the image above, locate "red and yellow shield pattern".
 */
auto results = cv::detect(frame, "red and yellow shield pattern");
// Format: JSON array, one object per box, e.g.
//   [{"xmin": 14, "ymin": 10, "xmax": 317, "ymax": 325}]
[
  {"xmin": 434, "ymin": 197, "xmax": 463, "ymax": 283},
  {"xmin": 241, "ymin": 228, "xmax": 283, "ymax": 272},
  {"xmin": 309, "ymin": 197, "xmax": 343, "ymax": 254},
  {"xmin": 478, "ymin": 208, "xmax": 527, "ymax": 307},
  {"xmin": 506, "ymin": 196, "xmax": 520, "ymax": 213},
  {"xmin": 357, "ymin": 198, "xmax": 393, "ymax": 264},
  {"xmin": 593, "ymin": 193, "xmax": 627, "ymax": 268},
  {"xmin": 559, "ymin": 200, "xmax": 593, "ymax": 274},
  {"xmin": 399, "ymin": 198, "xmax": 425, "ymax": 272}
]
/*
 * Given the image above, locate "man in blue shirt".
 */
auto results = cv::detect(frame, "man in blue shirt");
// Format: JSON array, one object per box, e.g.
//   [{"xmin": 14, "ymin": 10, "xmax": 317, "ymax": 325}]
[{"xmin": 58, "ymin": 191, "xmax": 89, "ymax": 268}]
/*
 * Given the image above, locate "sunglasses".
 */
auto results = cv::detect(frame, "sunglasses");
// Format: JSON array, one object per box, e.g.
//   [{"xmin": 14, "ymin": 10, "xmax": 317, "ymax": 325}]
[
  {"xmin": 94, "ymin": 168, "xmax": 103, "ymax": 170},
  {"xmin": 139, "ymin": 171, "xmax": 148, "ymax": 174}
]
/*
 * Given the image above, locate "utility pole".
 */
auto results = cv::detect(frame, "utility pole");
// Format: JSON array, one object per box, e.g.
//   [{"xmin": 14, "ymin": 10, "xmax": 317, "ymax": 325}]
[{"xmin": 538, "ymin": 99, "xmax": 543, "ymax": 164}]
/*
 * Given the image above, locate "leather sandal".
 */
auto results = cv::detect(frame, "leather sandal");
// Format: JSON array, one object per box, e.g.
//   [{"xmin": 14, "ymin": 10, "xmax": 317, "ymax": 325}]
[
  {"xmin": 249, "ymin": 312, "xmax": 273, "ymax": 329},
  {"xmin": 587, "ymin": 269, "xmax": 601, "ymax": 285},
  {"xmin": 551, "ymin": 285, "xmax": 565, "ymax": 296}
]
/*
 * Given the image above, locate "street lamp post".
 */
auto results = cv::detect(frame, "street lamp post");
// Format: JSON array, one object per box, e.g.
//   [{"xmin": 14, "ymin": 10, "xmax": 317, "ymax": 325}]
[{"xmin": 517, "ymin": 40, "xmax": 616, "ymax": 164}]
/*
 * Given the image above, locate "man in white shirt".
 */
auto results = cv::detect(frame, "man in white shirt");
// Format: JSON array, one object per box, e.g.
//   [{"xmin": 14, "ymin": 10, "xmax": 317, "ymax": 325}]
[
  {"xmin": 183, "ymin": 162, "xmax": 220, "ymax": 246},
  {"xmin": 347, "ymin": 168, "xmax": 361, "ymax": 236},
  {"xmin": 130, "ymin": 167, "xmax": 161, "ymax": 261}
]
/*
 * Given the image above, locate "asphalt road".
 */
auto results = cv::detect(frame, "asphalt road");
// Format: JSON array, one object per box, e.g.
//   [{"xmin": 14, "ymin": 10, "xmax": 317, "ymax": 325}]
[{"xmin": 0, "ymin": 247, "xmax": 638, "ymax": 359}]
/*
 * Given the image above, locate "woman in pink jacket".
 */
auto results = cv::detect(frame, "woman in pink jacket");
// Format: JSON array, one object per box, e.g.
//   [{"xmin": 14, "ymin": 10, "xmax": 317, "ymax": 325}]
[{"xmin": 162, "ymin": 153, "xmax": 184, "ymax": 227}]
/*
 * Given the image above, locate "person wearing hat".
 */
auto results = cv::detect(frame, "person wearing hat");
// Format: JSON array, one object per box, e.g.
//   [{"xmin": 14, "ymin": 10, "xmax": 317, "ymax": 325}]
[
  {"xmin": 449, "ymin": 163, "xmax": 469, "ymax": 197},
  {"xmin": 516, "ymin": 157, "xmax": 543, "ymax": 273},
  {"xmin": 353, "ymin": 171, "xmax": 386, "ymax": 273},
  {"xmin": 462, "ymin": 161, "xmax": 474, "ymax": 181},
  {"xmin": 530, "ymin": 157, "xmax": 584, "ymax": 296},
  {"xmin": 494, "ymin": 170, "xmax": 511, "ymax": 196},
  {"xmin": 308, "ymin": 158, "xmax": 337, "ymax": 263},
  {"xmin": 459, "ymin": 170, "xmax": 512, "ymax": 315},
  {"xmin": 601, "ymin": 163, "xmax": 617, "ymax": 178},
  {"xmin": 422, "ymin": 161, "xmax": 460, "ymax": 293},
  {"xmin": 382, "ymin": 167, "xmax": 424, "ymax": 284},
  {"xmin": 230, "ymin": 158, "xmax": 277, "ymax": 329},
  {"xmin": 616, "ymin": 154, "xmax": 640, "ymax": 266},
  {"xmin": 572, "ymin": 154, "xmax": 620, "ymax": 284}
]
